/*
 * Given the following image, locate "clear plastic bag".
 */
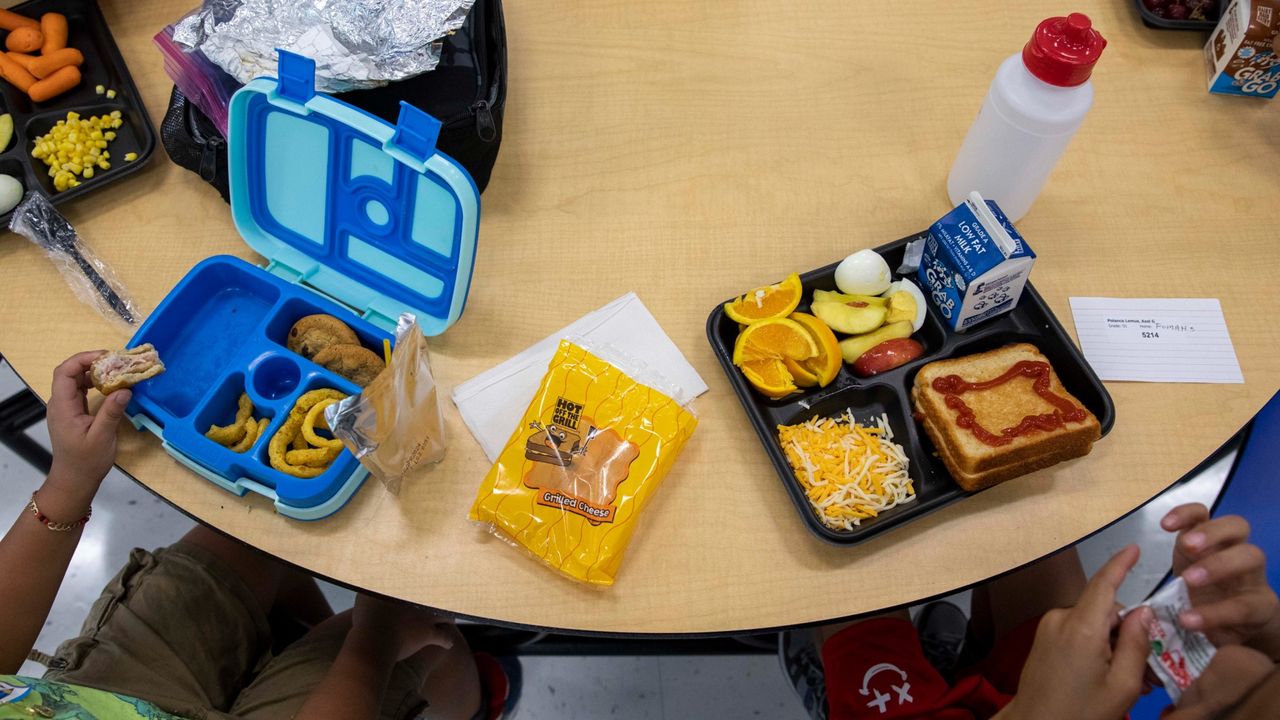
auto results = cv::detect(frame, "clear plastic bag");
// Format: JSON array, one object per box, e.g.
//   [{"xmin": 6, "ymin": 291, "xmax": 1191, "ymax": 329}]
[
  {"xmin": 9, "ymin": 192, "xmax": 142, "ymax": 332},
  {"xmin": 325, "ymin": 313, "xmax": 446, "ymax": 488}
]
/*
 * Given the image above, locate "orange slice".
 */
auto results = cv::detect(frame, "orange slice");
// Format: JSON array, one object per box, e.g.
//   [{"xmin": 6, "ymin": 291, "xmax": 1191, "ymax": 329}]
[
  {"xmin": 782, "ymin": 356, "xmax": 820, "ymax": 387},
  {"xmin": 731, "ymin": 317, "xmax": 819, "ymax": 366},
  {"xmin": 789, "ymin": 312, "xmax": 842, "ymax": 387},
  {"xmin": 740, "ymin": 358, "xmax": 798, "ymax": 399},
  {"xmin": 724, "ymin": 273, "xmax": 803, "ymax": 325}
]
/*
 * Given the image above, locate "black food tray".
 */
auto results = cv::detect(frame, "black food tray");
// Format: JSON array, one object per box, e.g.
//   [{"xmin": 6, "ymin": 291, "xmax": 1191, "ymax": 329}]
[
  {"xmin": 706, "ymin": 234, "xmax": 1116, "ymax": 546},
  {"xmin": 1132, "ymin": 0, "xmax": 1219, "ymax": 31},
  {"xmin": 0, "ymin": 0, "xmax": 155, "ymax": 226}
]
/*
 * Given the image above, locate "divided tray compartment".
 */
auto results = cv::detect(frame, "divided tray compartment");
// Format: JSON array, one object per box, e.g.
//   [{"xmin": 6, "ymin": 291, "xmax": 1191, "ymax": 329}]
[
  {"xmin": 707, "ymin": 233, "xmax": 1116, "ymax": 545},
  {"xmin": 125, "ymin": 255, "xmax": 393, "ymax": 520},
  {"xmin": 0, "ymin": 0, "xmax": 156, "ymax": 225}
]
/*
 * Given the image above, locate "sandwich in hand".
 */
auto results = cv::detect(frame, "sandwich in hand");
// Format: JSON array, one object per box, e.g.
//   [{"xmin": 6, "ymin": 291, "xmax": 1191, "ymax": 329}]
[
  {"xmin": 90, "ymin": 344, "xmax": 165, "ymax": 394},
  {"xmin": 912, "ymin": 343, "xmax": 1100, "ymax": 492}
]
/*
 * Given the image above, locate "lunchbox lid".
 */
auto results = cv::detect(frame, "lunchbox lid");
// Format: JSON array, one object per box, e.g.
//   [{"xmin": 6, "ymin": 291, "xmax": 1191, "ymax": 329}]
[{"xmin": 227, "ymin": 50, "xmax": 480, "ymax": 335}]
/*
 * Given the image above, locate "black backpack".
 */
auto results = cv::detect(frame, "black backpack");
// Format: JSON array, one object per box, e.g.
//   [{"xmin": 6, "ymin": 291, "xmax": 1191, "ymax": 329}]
[{"xmin": 161, "ymin": 0, "xmax": 506, "ymax": 200}]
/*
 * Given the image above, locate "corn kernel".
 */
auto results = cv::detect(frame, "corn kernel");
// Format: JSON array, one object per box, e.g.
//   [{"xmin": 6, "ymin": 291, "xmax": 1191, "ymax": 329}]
[
  {"xmin": 106, "ymin": 89, "xmax": 117, "ymax": 99},
  {"xmin": 124, "ymin": 152, "xmax": 137, "ymax": 162},
  {"xmin": 31, "ymin": 111, "xmax": 129, "ymax": 190},
  {"xmin": 95, "ymin": 85, "xmax": 105, "ymax": 95}
]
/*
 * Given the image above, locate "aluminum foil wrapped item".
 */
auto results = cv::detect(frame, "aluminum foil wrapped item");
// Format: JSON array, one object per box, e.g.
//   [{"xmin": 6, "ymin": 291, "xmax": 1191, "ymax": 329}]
[
  {"xmin": 172, "ymin": 0, "xmax": 476, "ymax": 93},
  {"xmin": 326, "ymin": 313, "xmax": 446, "ymax": 489}
]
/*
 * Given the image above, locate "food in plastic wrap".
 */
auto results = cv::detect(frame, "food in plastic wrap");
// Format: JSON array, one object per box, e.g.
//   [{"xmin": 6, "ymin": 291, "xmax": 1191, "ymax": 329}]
[
  {"xmin": 9, "ymin": 191, "xmax": 142, "ymax": 331},
  {"xmin": 326, "ymin": 314, "xmax": 446, "ymax": 486},
  {"xmin": 469, "ymin": 340, "xmax": 698, "ymax": 586},
  {"xmin": 171, "ymin": 0, "xmax": 476, "ymax": 93}
]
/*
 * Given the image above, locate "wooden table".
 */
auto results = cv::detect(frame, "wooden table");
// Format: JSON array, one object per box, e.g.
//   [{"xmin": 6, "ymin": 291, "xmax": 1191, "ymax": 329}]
[{"xmin": 2, "ymin": 0, "xmax": 1277, "ymax": 635}]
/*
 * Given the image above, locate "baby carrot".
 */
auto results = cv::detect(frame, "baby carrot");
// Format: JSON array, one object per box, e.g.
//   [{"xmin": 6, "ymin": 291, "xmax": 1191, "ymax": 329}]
[
  {"xmin": 28, "ymin": 64, "xmax": 79, "ymax": 102},
  {"xmin": 5, "ymin": 26, "xmax": 42, "ymax": 54},
  {"xmin": 0, "ymin": 9, "xmax": 38, "ymax": 32},
  {"xmin": 39, "ymin": 13, "xmax": 66, "ymax": 55},
  {"xmin": 29, "ymin": 47, "xmax": 82, "ymax": 79},
  {"xmin": 6, "ymin": 52, "xmax": 38, "ymax": 73},
  {"xmin": 0, "ymin": 52, "xmax": 35, "ymax": 92}
]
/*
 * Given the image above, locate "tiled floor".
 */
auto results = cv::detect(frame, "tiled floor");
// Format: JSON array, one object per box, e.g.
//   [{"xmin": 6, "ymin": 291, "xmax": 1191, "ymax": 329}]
[{"xmin": 0, "ymin": 360, "xmax": 1236, "ymax": 719}]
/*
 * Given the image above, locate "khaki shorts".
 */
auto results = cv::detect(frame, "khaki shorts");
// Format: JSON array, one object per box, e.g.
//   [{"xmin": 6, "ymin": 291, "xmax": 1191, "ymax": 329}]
[{"xmin": 43, "ymin": 542, "xmax": 429, "ymax": 720}]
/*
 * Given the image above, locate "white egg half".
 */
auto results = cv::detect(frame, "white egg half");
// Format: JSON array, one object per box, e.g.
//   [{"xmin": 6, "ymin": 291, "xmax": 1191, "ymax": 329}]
[
  {"xmin": 0, "ymin": 174, "xmax": 21, "ymax": 215},
  {"xmin": 833, "ymin": 249, "xmax": 891, "ymax": 295},
  {"xmin": 882, "ymin": 278, "xmax": 928, "ymax": 332}
]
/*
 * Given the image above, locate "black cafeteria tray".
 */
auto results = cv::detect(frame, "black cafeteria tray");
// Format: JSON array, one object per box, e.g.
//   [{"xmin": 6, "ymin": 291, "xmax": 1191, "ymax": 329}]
[
  {"xmin": 1132, "ymin": 0, "xmax": 1219, "ymax": 31},
  {"xmin": 0, "ymin": 0, "xmax": 155, "ymax": 226},
  {"xmin": 706, "ymin": 234, "xmax": 1116, "ymax": 546}
]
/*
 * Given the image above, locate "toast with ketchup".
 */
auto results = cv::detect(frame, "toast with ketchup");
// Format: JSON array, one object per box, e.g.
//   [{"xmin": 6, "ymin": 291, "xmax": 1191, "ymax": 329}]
[{"xmin": 911, "ymin": 343, "xmax": 1100, "ymax": 492}]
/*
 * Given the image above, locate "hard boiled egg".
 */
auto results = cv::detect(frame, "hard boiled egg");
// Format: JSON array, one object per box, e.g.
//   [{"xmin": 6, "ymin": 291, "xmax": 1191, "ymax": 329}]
[
  {"xmin": 0, "ymin": 174, "xmax": 21, "ymax": 215},
  {"xmin": 834, "ymin": 249, "xmax": 891, "ymax": 296},
  {"xmin": 882, "ymin": 279, "xmax": 927, "ymax": 332}
]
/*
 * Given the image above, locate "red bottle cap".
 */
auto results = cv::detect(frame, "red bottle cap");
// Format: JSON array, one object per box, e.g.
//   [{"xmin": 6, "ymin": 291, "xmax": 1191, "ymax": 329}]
[{"xmin": 1022, "ymin": 13, "xmax": 1107, "ymax": 87}]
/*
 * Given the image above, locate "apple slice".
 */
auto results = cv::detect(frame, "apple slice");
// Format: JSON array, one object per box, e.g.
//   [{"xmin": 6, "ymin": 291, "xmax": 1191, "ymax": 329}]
[
  {"xmin": 811, "ymin": 301, "xmax": 888, "ymax": 335},
  {"xmin": 812, "ymin": 289, "xmax": 888, "ymax": 307},
  {"xmin": 838, "ymin": 321, "xmax": 914, "ymax": 364}
]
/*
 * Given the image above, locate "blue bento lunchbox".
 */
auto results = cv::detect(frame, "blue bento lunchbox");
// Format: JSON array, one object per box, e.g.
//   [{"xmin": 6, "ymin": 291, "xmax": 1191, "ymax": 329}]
[{"xmin": 123, "ymin": 51, "xmax": 480, "ymax": 520}]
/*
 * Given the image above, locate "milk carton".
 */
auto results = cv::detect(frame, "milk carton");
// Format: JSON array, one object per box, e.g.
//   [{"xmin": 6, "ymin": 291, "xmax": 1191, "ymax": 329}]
[
  {"xmin": 918, "ymin": 192, "xmax": 1036, "ymax": 332},
  {"xmin": 1205, "ymin": 0, "xmax": 1280, "ymax": 99}
]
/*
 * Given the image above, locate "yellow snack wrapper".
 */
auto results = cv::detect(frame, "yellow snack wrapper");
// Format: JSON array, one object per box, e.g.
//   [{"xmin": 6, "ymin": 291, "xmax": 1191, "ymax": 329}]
[{"xmin": 469, "ymin": 340, "xmax": 697, "ymax": 586}]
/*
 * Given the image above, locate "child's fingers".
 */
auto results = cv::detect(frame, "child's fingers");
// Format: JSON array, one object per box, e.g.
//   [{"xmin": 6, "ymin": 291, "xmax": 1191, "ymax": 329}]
[
  {"xmin": 1182, "ymin": 542, "xmax": 1266, "ymax": 589},
  {"xmin": 1109, "ymin": 602, "xmax": 1125, "ymax": 632},
  {"xmin": 1178, "ymin": 515, "xmax": 1251, "ymax": 560},
  {"xmin": 50, "ymin": 350, "xmax": 105, "ymax": 418},
  {"xmin": 1109, "ymin": 607, "xmax": 1152, "ymax": 701},
  {"xmin": 1160, "ymin": 646, "xmax": 1275, "ymax": 720},
  {"xmin": 1076, "ymin": 545, "xmax": 1140, "ymax": 624},
  {"xmin": 88, "ymin": 388, "xmax": 130, "ymax": 441},
  {"xmin": 1162, "ymin": 503, "xmax": 1210, "ymax": 532},
  {"xmin": 1180, "ymin": 591, "xmax": 1276, "ymax": 633}
]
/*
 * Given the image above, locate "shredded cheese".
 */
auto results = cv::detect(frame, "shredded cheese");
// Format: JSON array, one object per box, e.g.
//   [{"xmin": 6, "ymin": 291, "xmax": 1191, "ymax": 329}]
[{"xmin": 777, "ymin": 411, "xmax": 915, "ymax": 531}]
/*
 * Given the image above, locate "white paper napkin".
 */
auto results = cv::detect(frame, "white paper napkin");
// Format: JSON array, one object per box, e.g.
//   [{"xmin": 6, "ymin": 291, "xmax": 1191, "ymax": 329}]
[{"xmin": 451, "ymin": 293, "xmax": 709, "ymax": 461}]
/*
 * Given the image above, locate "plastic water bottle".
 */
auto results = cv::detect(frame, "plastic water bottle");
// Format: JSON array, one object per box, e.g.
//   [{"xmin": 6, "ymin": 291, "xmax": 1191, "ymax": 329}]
[{"xmin": 946, "ymin": 13, "xmax": 1107, "ymax": 222}]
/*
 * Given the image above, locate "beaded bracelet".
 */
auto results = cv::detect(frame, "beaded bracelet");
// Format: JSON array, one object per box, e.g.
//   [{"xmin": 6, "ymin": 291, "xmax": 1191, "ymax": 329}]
[{"xmin": 26, "ymin": 491, "xmax": 91, "ymax": 532}]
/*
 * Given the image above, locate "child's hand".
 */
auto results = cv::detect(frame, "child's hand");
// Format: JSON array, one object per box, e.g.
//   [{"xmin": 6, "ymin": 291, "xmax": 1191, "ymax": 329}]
[
  {"xmin": 45, "ymin": 351, "xmax": 131, "ymax": 502},
  {"xmin": 998, "ymin": 545, "xmax": 1152, "ymax": 720},
  {"xmin": 1161, "ymin": 645, "xmax": 1275, "ymax": 720},
  {"xmin": 1162, "ymin": 504, "xmax": 1280, "ymax": 657}
]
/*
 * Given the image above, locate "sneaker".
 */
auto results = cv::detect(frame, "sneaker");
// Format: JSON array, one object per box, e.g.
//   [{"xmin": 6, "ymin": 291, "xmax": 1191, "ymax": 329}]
[
  {"xmin": 778, "ymin": 630, "xmax": 829, "ymax": 720},
  {"xmin": 473, "ymin": 652, "xmax": 522, "ymax": 720},
  {"xmin": 915, "ymin": 601, "xmax": 968, "ymax": 681}
]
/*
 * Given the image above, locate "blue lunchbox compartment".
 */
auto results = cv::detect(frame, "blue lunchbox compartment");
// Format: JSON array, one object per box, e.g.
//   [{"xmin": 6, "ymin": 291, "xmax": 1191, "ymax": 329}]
[
  {"xmin": 128, "ymin": 255, "xmax": 389, "ymax": 519},
  {"xmin": 124, "ymin": 51, "xmax": 480, "ymax": 519}
]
